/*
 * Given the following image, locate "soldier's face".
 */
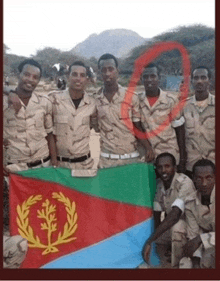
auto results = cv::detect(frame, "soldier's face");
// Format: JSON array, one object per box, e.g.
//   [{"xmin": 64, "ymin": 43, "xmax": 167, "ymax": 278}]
[
  {"xmin": 68, "ymin": 65, "xmax": 88, "ymax": 91},
  {"xmin": 142, "ymin": 67, "xmax": 159, "ymax": 93},
  {"xmin": 18, "ymin": 64, "xmax": 41, "ymax": 93},
  {"xmin": 193, "ymin": 166, "xmax": 215, "ymax": 196},
  {"xmin": 156, "ymin": 156, "xmax": 176, "ymax": 183},
  {"xmin": 192, "ymin": 69, "xmax": 210, "ymax": 93},
  {"xmin": 99, "ymin": 59, "xmax": 118, "ymax": 86}
]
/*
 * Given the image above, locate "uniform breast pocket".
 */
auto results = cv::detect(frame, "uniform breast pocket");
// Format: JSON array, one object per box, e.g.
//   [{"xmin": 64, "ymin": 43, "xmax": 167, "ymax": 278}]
[
  {"xmin": 4, "ymin": 119, "xmax": 17, "ymax": 137},
  {"xmin": 35, "ymin": 113, "xmax": 44, "ymax": 128},
  {"xmin": 184, "ymin": 111, "xmax": 195, "ymax": 129},
  {"xmin": 54, "ymin": 115, "xmax": 69, "ymax": 136},
  {"xmin": 204, "ymin": 118, "xmax": 215, "ymax": 130},
  {"xmin": 5, "ymin": 119, "xmax": 17, "ymax": 127},
  {"xmin": 98, "ymin": 109, "xmax": 106, "ymax": 119},
  {"xmin": 82, "ymin": 116, "xmax": 90, "ymax": 125},
  {"xmin": 97, "ymin": 104, "xmax": 108, "ymax": 119},
  {"xmin": 185, "ymin": 118, "xmax": 195, "ymax": 129},
  {"xmin": 154, "ymin": 114, "xmax": 169, "ymax": 125}
]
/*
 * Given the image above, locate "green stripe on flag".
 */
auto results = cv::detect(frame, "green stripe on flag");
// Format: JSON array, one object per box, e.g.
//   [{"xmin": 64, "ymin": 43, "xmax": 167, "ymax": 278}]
[{"xmin": 17, "ymin": 163, "xmax": 156, "ymax": 207}]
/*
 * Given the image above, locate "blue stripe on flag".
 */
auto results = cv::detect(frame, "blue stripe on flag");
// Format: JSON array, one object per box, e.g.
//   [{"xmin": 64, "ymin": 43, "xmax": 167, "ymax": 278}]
[{"xmin": 42, "ymin": 218, "xmax": 160, "ymax": 268}]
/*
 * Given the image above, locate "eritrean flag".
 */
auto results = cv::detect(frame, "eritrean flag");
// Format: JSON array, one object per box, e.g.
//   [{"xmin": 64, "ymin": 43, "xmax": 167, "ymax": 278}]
[{"xmin": 9, "ymin": 163, "xmax": 159, "ymax": 268}]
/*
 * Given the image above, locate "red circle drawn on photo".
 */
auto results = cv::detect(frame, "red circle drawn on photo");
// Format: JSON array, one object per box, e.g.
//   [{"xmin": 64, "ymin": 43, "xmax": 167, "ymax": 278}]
[{"xmin": 121, "ymin": 41, "xmax": 191, "ymax": 139}]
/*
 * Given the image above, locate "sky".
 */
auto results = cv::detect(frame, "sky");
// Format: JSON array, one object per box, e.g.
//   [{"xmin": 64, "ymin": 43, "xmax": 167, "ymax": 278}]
[{"xmin": 4, "ymin": 0, "xmax": 215, "ymax": 57}]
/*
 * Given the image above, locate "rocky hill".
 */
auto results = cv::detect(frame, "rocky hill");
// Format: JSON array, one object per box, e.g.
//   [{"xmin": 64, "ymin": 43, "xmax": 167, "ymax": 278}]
[
  {"xmin": 121, "ymin": 25, "xmax": 215, "ymax": 74},
  {"xmin": 71, "ymin": 29, "xmax": 148, "ymax": 59}
]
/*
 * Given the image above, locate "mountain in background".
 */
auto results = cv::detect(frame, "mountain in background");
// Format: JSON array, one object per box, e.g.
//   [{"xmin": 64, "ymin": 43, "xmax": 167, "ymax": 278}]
[
  {"xmin": 71, "ymin": 29, "xmax": 148, "ymax": 58},
  {"xmin": 4, "ymin": 25, "xmax": 215, "ymax": 86},
  {"xmin": 121, "ymin": 25, "xmax": 215, "ymax": 74}
]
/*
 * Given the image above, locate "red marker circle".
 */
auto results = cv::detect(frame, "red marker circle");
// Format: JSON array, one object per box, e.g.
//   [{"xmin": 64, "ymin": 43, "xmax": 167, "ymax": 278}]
[{"xmin": 121, "ymin": 41, "xmax": 190, "ymax": 139}]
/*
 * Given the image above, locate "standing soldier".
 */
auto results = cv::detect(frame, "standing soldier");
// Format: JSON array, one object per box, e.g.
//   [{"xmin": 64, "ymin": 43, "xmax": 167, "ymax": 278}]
[
  {"xmin": 93, "ymin": 53, "xmax": 154, "ymax": 168},
  {"xmin": 49, "ymin": 61, "xmax": 96, "ymax": 170},
  {"xmin": 3, "ymin": 59, "xmax": 56, "ymax": 175},
  {"xmin": 138, "ymin": 64, "xmax": 186, "ymax": 172},
  {"xmin": 3, "ymin": 59, "xmax": 56, "ymax": 268},
  {"xmin": 182, "ymin": 66, "xmax": 215, "ymax": 178}
]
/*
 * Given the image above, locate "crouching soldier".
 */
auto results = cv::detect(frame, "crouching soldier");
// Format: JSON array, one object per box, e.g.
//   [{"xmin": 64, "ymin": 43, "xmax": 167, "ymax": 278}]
[
  {"xmin": 142, "ymin": 152, "xmax": 196, "ymax": 268},
  {"xmin": 180, "ymin": 159, "xmax": 215, "ymax": 268}
]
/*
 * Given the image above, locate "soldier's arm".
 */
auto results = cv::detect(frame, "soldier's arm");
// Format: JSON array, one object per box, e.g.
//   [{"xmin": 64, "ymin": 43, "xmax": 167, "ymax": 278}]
[
  {"xmin": 46, "ymin": 132, "xmax": 58, "ymax": 167},
  {"xmin": 153, "ymin": 210, "xmax": 161, "ymax": 229},
  {"xmin": 90, "ymin": 110, "xmax": 100, "ymax": 132},
  {"xmin": 174, "ymin": 124, "xmax": 186, "ymax": 173},
  {"xmin": 182, "ymin": 204, "xmax": 202, "ymax": 266},
  {"xmin": 170, "ymin": 93, "xmax": 186, "ymax": 172},
  {"xmin": 44, "ymin": 96, "xmax": 58, "ymax": 166},
  {"xmin": 133, "ymin": 121, "xmax": 155, "ymax": 162},
  {"xmin": 142, "ymin": 206, "xmax": 182, "ymax": 263},
  {"xmin": 183, "ymin": 235, "xmax": 202, "ymax": 257},
  {"xmin": 147, "ymin": 206, "xmax": 182, "ymax": 244}
]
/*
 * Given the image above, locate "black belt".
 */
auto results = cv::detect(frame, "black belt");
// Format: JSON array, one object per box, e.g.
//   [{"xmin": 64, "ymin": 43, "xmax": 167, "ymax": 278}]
[
  {"xmin": 57, "ymin": 152, "xmax": 90, "ymax": 163},
  {"xmin": 8, "ymin": 155, "xmax": 51, "ymax": 168}
]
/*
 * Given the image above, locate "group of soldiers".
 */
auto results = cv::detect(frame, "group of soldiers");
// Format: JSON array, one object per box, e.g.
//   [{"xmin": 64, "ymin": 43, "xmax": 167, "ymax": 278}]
[{"xmin": 3, "ymin": 54, "xmax": 215, "ymax": 268}]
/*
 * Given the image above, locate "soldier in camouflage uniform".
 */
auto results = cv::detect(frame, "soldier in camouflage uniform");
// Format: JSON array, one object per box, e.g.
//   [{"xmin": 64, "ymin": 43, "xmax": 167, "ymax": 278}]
[
  {"xmin": 182, "ymin": 66, "xmax": 215, "ymax": 178},
  {"xmin": 3, "ymin": 59, "xmax": 56, "ymax": 174},
  {"xmin": 142, "ymin": 152, "xmax": 196, "ymax": 268},
  {"xmin": 138, "ymin": 64, "xmax": 186, "ymax": 172},
  {"xmin": 93, "ymin": 53, "xmax": 154, "ymax": 168},
  {"xmin": 49, "ymin": 61, "xmax": 96, "ymax": 170},
  {"xmin": 180, "ymin": 159, "xmax": 215, "ymax": 268},
  {"xmin": 3, "ymin": 59, "xmax": 57, "ymax": 268}
]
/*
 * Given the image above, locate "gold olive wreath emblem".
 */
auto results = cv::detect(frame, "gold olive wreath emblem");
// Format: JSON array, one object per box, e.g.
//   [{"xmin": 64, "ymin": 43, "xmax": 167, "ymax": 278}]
[{"xmin": 16, "ymin": 192, "xmax": 78, "ymax": 255}]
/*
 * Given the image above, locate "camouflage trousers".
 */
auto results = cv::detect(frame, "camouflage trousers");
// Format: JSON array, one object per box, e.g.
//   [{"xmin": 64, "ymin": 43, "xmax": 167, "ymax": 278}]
[
  {"xmin": 200, "ymin": 247, "xmax": 215, "ymax": 268},
  {"xmin": 155, "ymin": 219, "xmax": 187, "ymax": 268},
  {"xmin": 179, "ymin": 247, "xmax": 215, "ymax": 268}
]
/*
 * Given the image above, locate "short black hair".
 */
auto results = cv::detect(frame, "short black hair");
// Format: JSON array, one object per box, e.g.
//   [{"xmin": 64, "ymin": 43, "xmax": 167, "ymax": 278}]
[
  {"xmin": 98, "ymin": 53, "xmax": 118, "ymax": 69},
  {"xmin": 68, "ymin": 61, "xmax": 88, "ymax": 75},
  {"xmin": 192, "ymin": 159, "xmax": 215, "ymax": 175},
  {"xmin": 155, "ymin": 152, "xmax": 176, "ymax": 167},
  {"xmin": 18, "ymin": 59, "xmax": 42, "ymax": 77},
  {"xmin": 191, "ymin": 66, "xmax": 212, "ymax": 79},
  {"xmin": 143, "ymin": 63, "xmax": 160, "ymax": 76}
]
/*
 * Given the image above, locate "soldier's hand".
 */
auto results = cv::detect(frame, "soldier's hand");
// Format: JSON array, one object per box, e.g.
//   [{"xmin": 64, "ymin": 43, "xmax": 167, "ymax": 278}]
[
  {"xmin": 142, "ymin": 242, "xmax": 151, "ymax": 263},
  {"xmin": 145, "ymin": 146, "xmax": 155, "ymax": 163},
  {"xmin": 183, "ymin": 235, "xmax": 202, "ymax": 257},
  {"xmin": 51, "ymin": 157, "xmax": 58, "ymax": 168},
  {"xmin": 8, "ymin": 93, "xmax": 22, "ymax": 114}
]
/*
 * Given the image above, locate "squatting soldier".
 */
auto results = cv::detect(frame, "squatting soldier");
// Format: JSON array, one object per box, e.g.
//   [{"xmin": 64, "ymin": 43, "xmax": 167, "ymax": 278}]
[
  {"xmin": 180, "ymin": 159, "xmax": 215, "ymax": 268},
  {"xmin": 142, "ymin": 152, "xmax": 196, "ymax": 268}
]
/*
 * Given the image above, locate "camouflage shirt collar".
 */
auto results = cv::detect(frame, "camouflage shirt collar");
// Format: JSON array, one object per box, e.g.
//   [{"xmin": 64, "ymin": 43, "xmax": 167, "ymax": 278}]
[{"xmin": 191, "ymin": 93, "xmax": 215, "ymax": 106}]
